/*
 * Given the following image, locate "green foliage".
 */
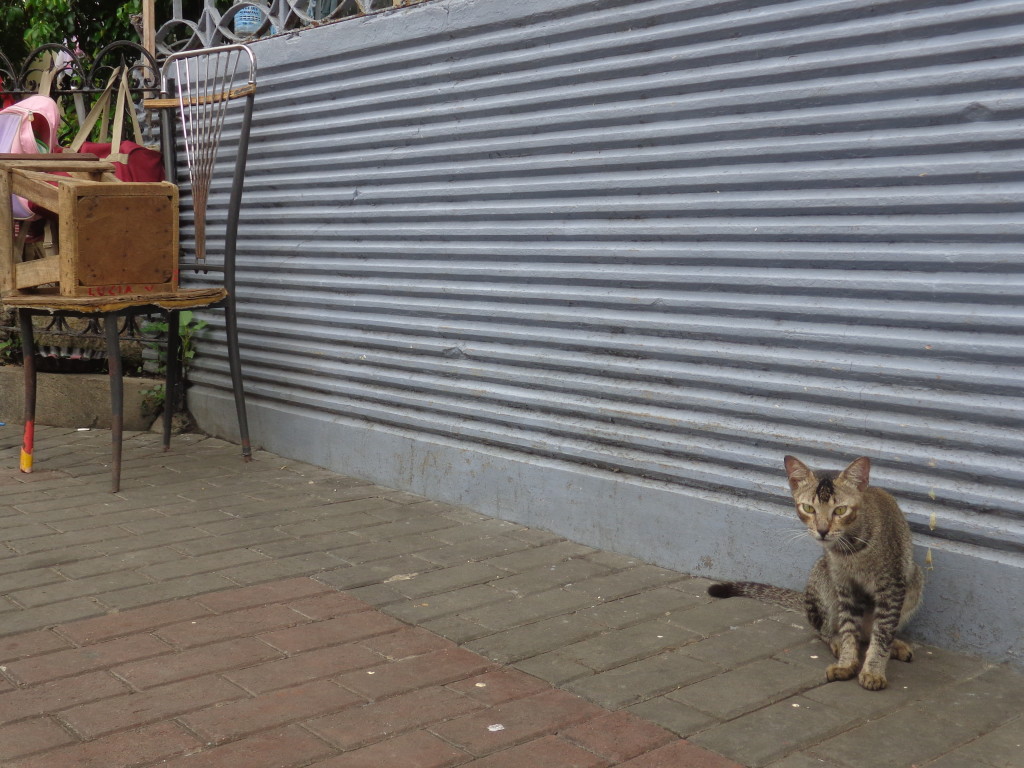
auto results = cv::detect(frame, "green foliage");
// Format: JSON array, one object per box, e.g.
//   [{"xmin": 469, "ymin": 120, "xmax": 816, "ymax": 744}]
[
  {"xmin": 141, "ymin": 383, "xmax": 166, "ymax": 416},
  {"xmin": 2, "ymin": 1, "xmax": 135, "ymax": 70},
  {"xmin": 0, "ymin": 333, "xmax": 22, "ymax": 365},
  {"xmin": 141, "ymin": 310, "xmax": 209, "ymax": 375},
  {"xmin": 1, "ymin": 1, "xmax": 205, "ymax": 69},
  {"xmin": 139, "ymin": 310, "xmax": 208, "ymax": 416}
]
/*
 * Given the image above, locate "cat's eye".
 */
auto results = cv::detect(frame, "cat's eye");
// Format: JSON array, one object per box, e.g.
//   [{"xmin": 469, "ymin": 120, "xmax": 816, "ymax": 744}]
[
  {"xmin": 800, "ymin": 503, "xmax": 815, "ymax": 515},
  {"xmin": 833, "ymin": 506, "xmax": 849, "ymax": 516}
]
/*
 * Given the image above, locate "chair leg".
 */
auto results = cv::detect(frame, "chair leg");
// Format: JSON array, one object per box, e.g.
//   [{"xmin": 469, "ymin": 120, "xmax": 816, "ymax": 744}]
[
  {"xmin": 18, "ymin": 310, "xmax": 36, "ymax": 474},
  {"xmin": 105, "ymin": 314, "xmax": 124, "ymax": 493},
  {"xmin": 224, "ymin": 297, "xmax": 252, "ymax": 461},
  {"xmin": 163, "ymin": 310, "xmax": 180, "ymax": 452}
]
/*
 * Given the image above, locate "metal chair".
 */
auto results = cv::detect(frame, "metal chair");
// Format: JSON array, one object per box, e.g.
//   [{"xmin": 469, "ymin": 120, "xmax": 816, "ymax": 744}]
[{"xmin": 1, "ymin": 44, "xmax": 256, "ymax": 491}]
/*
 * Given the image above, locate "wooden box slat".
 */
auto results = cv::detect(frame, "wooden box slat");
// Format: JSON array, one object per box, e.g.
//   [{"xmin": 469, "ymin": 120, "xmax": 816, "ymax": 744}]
[{"xmin": 2, "ymin": 158, "xmax": 178, "ymax": 299}]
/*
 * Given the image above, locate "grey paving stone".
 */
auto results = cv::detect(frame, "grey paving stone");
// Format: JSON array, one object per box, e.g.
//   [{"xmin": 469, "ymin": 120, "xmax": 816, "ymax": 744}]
[
  {"xmin": 1, "ymin": 522, "xmax": 72, "ymax": 541},
  {"xmin": 386, "ymin": 584, "xmax": 511, "ymax": 623},
  {"xmin": 347, "ymin": 515, "xmax": 461, "ymax": 541},
  {"xmin": 921, "ymin": 716, "xmax": 1024, "ymax": 768},
  {"xmin": 218, "ymin": 552, "xmax": 344, "ymax": 585},
  {"xmin": 505, "ymin": 527, "xmax": 566, "ymax": 547},
  {"xmin": 86, "ymin": 527, "xmax": 212, "ymax": 555},
  {"xmin": 347, "ymin": 583, "xmax": 407, "ymax": 606},
  {"xmin": 0, "ymin": 597, "xmax": 107, "ymax": 636},
  {"xmin": 466, "ymin": 614, "xmax": 606, "ymax": 664},
  {"xmin": 772, "ymin": 638, "xmax": 831, "ymax": 671},
  {"xmin": 255, "ymin": 531, "xmax": 367, "ymax": 559},
  {"xmin": 119, "ymin": 510, "xmax": 232, "ymax": 534},
  {"xmin": 173, "ymin": 528, "xmax": 294, "ymax": 557},
  {"xmin": 314, "ymin": 555, "xmax": 442, "ymax": 591},
  {"xmin": 667, "ymin": 595, "xmax": 783, "ymax": 637},
  {"xmin": 413, "ymin": 534, "xmax": 536, "ymax": 567},
  {"xmin": 354, "ymin": 501, "xmax": 453, "ymax": 524},
  {"xmin": 482, "ymin": 541, "xmax": 596, "ymax": 574},
  {"xmin": 459, "ymin": 588, "xmax": 598, "ymax": 632},
  {"xmin": 12, "ymin": 494, "xmax": 132, "ymax": 516},
  {"xmin": 425, "ymin": 519, "xmax": 525, "ymax": 545},
  {"xmin": 579, "ymin": 550, "xmax": 642, "ymax": 571},
  {"xmin": 55, "ymin": 547, "xmax": 183, "ymax": 579},
  {"xmin": 381, "ymin": 491, "xmax": 429, "ymax": 505},
  {"xmin": 0, "ymin": 566, "xmax": 65, "ymax": 593},
  {"xmin": 559, "ymin": 618, "xmax": 700, "ymax": 672},
  {"xmin": 10, "ymin": 570, "xmax": 152, "ymax": 607},
  {"xmin": 141, "ymin": 548, "xmax": 269, "ymax": 581},
  {"xmin": 99, "ymin": 573, "xmax": 236, "ymax": 610},
  {"xmin": 806, "ymin": 703, "xmax": 981, "ymax": 768},
  {"xmin": 910, "ymin": 644, "xmax": 992, "ymax": 682},
  {"xmin": 431, "ymin": 507, "xmax": 492, "ymax": 523},
  {"xmin": 577, "ymin": 586, "xmax": 709, "ymax": 629},
  {"xmin": 514, "ymin": 651, "xmax": 594, "ymax": 686},
  {"xmin": 11, "ymin": 525, "xmax": 137, "ymax": 554},
  {"xmin": 197, "ymin": 505, "xmax": 330, "ymax": 534},
  {"xmin": 565, "ymin": 565, "xmax": 686, "ymax": 600},
  {"xmin": 800, "ymin": 654, "xmax": 990, "ymax": 723},
  {"xmin": 173, "ymin": 478, "xmax": 272, "ymax": 502},
  {"xmin": 0, "ymin": 546, "xmax": 101, "ymax": 577},
  {"xmin": 565, "ymin": 649, "xmax": 717, "ymax": 709},
  {"xmin": 388, "ymin": 561, "xmax": 507, "ymax": 600},
  {"xmin": 690, "ymin": 695, "xmax": 856, "ymax": 768},
  {"xmin": 275, "ymin": 512, "xmax": 388, "ymax": 538},
  {"xmin": 917, "ymin": 754, "xmax": 989, "ymax": 768},
  {"xmin": 330, "ymin": 533, "xmax": 447, "ymax": 565},
  {"xmin": 628, "ymin": 696, "xmax": 719, "ymax": 738},
  {"xmin": 929, "ymin": 665, "xmax": 1024, "ymax": 732},
  {"xmin": 765, "ymin": 755, "xmax": 846, "ymax": 768},
  {"xmin": 676, "ymin": 617, "xmax": 810, "ymax": 667},
  {"xmin": 669, "ymin": 658, "xmax": 824, "ymax": 720},
  {"xmin": 488, "ymin": 559, "xmax": 613, "ymax": 596},
  {"xmin": 419, "ymin": 615, "xmax": 494, "ymax": 644},
  {"xmin": 800, "ymin": 674, "xmax": 940, "ymax": 725},
  {"xmin": 669, "ymin": 575, "xmax": 720, "ymax": 598}
]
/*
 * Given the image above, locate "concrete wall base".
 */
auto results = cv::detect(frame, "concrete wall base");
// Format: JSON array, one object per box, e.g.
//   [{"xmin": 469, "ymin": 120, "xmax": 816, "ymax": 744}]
[
  {"xmin": 0, "ymin": 366, "xmax": 161, "ymax": 431},
  {"xmin": 192, "ymin": 392, "xmax": 1024, "ymax": 667}
]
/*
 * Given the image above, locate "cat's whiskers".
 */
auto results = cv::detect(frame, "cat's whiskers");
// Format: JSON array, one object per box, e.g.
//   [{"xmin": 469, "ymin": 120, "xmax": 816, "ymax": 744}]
[{"xmin": 775, "ymin": 527, "xmax": 813, "ymax": 550}]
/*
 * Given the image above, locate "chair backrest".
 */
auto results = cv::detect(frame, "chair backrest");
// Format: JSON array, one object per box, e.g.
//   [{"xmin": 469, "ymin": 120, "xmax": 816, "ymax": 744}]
[{"xmin": 158, "ymin": 45, "xmax": 256, "ymax": 283}]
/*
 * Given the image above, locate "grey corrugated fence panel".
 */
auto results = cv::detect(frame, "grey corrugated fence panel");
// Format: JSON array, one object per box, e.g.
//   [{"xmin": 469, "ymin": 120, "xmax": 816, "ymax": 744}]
[{"xmin": 182, "ymin": 0, "xmax": 1024, "ymax": 662}]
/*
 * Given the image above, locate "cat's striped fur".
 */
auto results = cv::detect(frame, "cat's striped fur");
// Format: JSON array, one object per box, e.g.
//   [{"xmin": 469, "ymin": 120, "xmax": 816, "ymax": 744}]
[
  {"xmin": 706, "ymin": 580, "xmax": 803, "ymax": 612},
  {"xmin": 709, "ymin": 455, "xmax": 924, "ymax": 691}
]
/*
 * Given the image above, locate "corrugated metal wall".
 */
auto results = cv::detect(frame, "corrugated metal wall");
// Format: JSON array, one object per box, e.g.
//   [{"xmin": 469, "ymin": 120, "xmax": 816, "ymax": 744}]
[{"xmin": 184, "ymin": 0, "xmax": 1023, "ymax": 657}]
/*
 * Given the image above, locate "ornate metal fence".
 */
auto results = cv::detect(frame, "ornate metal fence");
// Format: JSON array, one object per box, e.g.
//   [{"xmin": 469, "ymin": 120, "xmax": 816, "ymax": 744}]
[
  {"xmin": 155, "ymin": 0, "xmax": 425, "ymax": 54},
  {"xmin": 0, "ymin": 42, "xmax": 164, "ymax": 373}
]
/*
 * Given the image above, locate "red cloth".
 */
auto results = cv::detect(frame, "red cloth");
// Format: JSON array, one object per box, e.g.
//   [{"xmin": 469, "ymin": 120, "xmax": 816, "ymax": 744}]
[{"xmin": 79, "ymin": 140, "xmax": 164, "ymax": 182}]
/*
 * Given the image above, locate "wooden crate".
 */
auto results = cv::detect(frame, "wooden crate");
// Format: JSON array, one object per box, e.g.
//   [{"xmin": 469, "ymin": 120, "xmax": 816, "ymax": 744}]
[{"xmin": 1, "ymin": 158, "xmax": 178, "ymax": 299}]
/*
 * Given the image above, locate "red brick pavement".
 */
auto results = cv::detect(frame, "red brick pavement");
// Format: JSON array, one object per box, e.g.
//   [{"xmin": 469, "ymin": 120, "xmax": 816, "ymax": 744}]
[{"xmin": 0, "ymin": 577, "xmax": 744, "ymax": 767}]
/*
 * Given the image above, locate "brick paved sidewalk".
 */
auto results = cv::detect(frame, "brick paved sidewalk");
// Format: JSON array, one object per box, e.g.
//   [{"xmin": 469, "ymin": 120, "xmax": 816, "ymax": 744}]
[
  {"xmin": 1, "ymin": 426, "xmax": 1022, "ymax": 768},
  {"xmin": 0, "ymin": 577, "xmax": 736, "ymax": 767}
]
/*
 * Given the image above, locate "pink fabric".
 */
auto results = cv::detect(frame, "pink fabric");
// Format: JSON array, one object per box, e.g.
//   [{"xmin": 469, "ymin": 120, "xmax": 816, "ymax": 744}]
[{"xmin": 1, "ymin": 95, "xmax": 60, "ymax": 219}]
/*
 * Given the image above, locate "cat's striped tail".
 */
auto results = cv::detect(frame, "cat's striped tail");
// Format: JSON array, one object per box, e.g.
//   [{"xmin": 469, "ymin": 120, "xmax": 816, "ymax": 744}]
[{"xmin": 707, "ymin": 581, "xmax": 804, "ymax": 612}]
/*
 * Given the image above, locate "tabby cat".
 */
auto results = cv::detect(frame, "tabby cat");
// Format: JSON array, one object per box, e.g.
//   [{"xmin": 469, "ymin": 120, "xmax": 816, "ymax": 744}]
[{"xmin": 708, "ymin": 455, "xmax": 924, "ymax": 691}]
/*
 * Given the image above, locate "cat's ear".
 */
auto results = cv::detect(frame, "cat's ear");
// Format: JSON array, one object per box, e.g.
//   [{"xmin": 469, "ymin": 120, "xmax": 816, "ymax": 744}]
[
  {"xmin": 784, "ymin": 455, "xmax": 813, "ymax": 492},
  {"xmin": 839, "ymin": 456, "xmax": 871, "ymax": 491}
]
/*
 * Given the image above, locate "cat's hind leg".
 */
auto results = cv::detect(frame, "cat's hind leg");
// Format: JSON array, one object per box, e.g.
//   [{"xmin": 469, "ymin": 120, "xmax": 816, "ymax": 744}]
[
  {"xmin": 890, "ymin": 638, "xmax": 913, "ymax": 662},
  {"xmin": 805, "ymin": 560, "xmax": 855, "ymax": 668}
]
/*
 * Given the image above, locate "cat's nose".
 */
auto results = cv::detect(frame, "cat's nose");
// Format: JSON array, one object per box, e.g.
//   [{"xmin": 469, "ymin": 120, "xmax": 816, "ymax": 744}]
[{"xmin": 816, "ymin": 525, "xmax": 830, "ymax": 539}]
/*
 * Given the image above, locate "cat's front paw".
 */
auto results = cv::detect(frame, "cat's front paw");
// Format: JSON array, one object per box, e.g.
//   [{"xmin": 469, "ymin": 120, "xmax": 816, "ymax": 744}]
[
  {"xmin": 825, "ymin": 663, "xmax": 858, "ymax": 682},
  {"xmin": 858, "ymin": 669, "xmax": 888, "ymax": 690}
]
